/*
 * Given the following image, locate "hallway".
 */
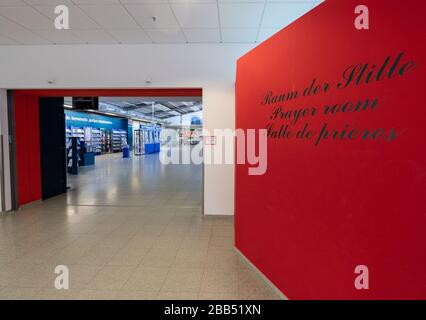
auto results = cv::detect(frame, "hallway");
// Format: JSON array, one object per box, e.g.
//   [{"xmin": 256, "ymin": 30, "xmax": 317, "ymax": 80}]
[{"xmin": 0, "ymin": 153, "xmax": 280, "ymax": 300}]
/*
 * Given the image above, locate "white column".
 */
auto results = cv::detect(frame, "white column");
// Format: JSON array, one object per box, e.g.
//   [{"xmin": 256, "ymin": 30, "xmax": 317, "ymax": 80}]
[
  {"xmin": 203, "ymin": 84, "xmax": 235, "ymax": 215},
  {"xmin": 0, "ymin": 89, "xmax": 12, "ymax": 211}
]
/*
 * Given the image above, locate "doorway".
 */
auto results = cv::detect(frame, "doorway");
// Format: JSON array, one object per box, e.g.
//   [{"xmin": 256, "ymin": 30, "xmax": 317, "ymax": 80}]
[{"xmin": 9, "ymin": 88, "xmax": 203, "ymax": 210}]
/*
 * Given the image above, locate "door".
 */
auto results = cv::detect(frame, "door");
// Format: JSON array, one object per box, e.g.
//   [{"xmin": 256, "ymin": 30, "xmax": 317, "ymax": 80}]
[{"xmin": 39, "ymin": 97, "xmax": 67, "ymax": 200}]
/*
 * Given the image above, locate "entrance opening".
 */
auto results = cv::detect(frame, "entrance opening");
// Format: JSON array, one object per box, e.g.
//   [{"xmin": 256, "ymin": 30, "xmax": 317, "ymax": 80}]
[{"xmin": 11, "ymin": 89, "xmax": 203, "ymax": 212}]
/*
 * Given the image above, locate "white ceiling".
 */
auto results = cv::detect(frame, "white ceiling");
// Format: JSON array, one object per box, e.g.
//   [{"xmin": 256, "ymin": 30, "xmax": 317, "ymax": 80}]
[{"xmin": 0, "ymin": 0, "xmax": 324, "ymax": 45}]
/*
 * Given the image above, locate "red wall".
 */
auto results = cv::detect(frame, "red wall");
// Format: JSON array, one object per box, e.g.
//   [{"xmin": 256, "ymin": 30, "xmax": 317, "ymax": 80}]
[
  {"xmin": 14, "ymin": 93, "xmax": 41, "ymax": 205},
  {"xmin": 235, "ymin": 0, "xmax": 426, "ymax": 299}
]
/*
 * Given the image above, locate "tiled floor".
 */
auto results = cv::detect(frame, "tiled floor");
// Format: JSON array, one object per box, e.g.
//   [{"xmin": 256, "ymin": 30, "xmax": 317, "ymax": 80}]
[{"xmin": 0, "ymin": 151, "xmax": 280, "ymax": 300}]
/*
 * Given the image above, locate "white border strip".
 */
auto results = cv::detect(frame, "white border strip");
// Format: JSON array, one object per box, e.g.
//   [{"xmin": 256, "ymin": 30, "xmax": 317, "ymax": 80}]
[{"xmin": 0, "ymin": 89, "xmax": 11, "ymax": 212}]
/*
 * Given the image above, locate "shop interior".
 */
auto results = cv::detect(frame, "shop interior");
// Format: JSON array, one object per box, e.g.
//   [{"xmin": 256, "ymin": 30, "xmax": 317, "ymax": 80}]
[{"xmin": 44, "ymin": 95, "xmax": 203, "ymax": 206}]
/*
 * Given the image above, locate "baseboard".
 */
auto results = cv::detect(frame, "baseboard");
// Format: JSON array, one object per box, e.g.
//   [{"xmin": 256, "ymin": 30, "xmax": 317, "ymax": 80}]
[
  {"xmin": 203, "ymin": 209, "xmax": 234, "ymax": 216},
  {"xmin": 235, "ymin": 248, "xmax": 288, "ymax": 300}
]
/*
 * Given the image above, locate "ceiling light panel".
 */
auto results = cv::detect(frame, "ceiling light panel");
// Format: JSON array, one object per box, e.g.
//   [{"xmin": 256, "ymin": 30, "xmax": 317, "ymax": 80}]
[
  {"xmin": 257, "ymin": 28, "xmax": 280, "ymax": 42},
  {"xmin": 144, "ymin": 28, "xmax": 186, "ymax": 43},
  {"xmin": 172, "ymin": 3, "xmax": 219, "ymax": 29},
  {"xmin": 0, "ymin": 0, "xmax": 26, "ymax": 5},
  {"xmin": 24, "ymin": 0, "xmax": 73, "ymax": 5},
  {"xmin": 0, "ymin": 6, "xmax": 53, "ymax": 30},
  {"xmin": 183, "ymin": 28, "xmax": 220, "ymax": 43},
  {"xmin": 0, "ymin": 1, "xmax": 321, "ymax": 44},
  {"xmin": 33, "ymin": 5, "xmax": 100, "ymax": 30},
  {"xmin": 73, "ymin": 0, "xmax": 121, "ymax": 4},
  {"xmin": 261, "ymin": 2, "xmax": 314, "ymax": 29},
  {"xmin": 32, "ymin": 30, "xmax": 83, "ymax": 44},
  {"xmin": 0, "ymin": 34, "xmax": 18, "ymax": 44},
  {"xmin": 71, "ymin": 29, "xmax": 117, "ymax": 44},
  {"xmin": 222, "ymin": 28, "xmax": 257, "ymax": 43},
  {"xmin": 0, "ymin": 16, "xmax": 51, "ymax": 44},
  {"xmin": 79, "ymin": 5, "xmax": 139, "ymax": 29},
  {"xmin": 219, "ymin": 3, "xmax": 264, "ymax": 28},
  {"xmin": 107, "ymin": 29, "xmax": 151, "ymax": 43}
]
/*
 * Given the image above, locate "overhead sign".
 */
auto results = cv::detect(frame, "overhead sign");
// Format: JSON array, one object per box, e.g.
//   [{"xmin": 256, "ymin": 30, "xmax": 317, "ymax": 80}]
[
  {"xmin": 65, "ymin": 114, "xmax": 113, "ymax": 125},
  {"xmin": 65, "ymin": 110, "xmax": 126, "ymax": 130}
]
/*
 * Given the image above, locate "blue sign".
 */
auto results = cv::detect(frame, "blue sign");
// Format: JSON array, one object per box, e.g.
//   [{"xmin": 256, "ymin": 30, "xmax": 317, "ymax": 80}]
[{"xmin": 65, "ymin": 110, "xmax": 127, "ymax": 130}]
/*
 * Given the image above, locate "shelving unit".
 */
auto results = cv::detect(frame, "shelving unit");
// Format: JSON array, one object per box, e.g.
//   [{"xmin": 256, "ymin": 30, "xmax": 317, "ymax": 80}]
[
  {"xmin": 66, "ymin": 137, "xmax": 81, "ymax": 175},
  {"xmin": 100, "ymin": 129, "xmax": 111, "ymax": 154},
  {"xmin": 65, "ymin": 128, "xmax": 72, "ymax": 140},
  {"xmin": 65, "ymin": 112, "xmax": 128, "ymax": 155},
  {"xmin": 89, "ymin": 128, "xmax": 102, "ymax": 154},
  {"xmin": 111, "ymin": 129, "xmax": 123, "ymax": 153},
  {"xmin": 134, "ymin": 126, "xmax": 161, "ymax": 155},
  {"xmin": 70, "ymin": 127, "xmax": 85, "ymax": 141},
  {"xmin": 134, "ymin": 129, "xmax": 144, "ymax": 156},
  {"xmin": 119, "ymin": 129, "xmax": 127, "ymax": 146}
]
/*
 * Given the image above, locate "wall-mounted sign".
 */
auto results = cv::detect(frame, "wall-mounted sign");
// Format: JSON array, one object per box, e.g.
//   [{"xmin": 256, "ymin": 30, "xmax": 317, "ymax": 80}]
[
  {"xmin": 65, "ymin": 114, "xmax": 113, "ymax": 125},
  {"xmin": 65, "ymin": 110, "xmax": 126, "ymax": 130},
  {"xmin": 235, "ymin": 0, "xmax": 425, "ymax": 300}
]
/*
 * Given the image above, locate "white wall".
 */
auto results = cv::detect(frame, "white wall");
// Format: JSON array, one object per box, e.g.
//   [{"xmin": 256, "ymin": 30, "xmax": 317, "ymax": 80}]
[
  {"xmin": 0, "ymin": 89, "xmax": 12, "ymax": 211},
  {"xmin": 0, "ymin": 43, "xmax": 255, "ymax": 215}
]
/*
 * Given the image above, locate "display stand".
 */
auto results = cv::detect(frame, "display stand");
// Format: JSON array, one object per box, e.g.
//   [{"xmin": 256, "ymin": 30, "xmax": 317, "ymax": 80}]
[
  {"xmin": 143, "ymin": 127, "xmax": 161, "ymax": 154},
  {"xmin": 89, "ymin": 128, "xmax": 102, "ymax": 154},
  {"xmin": 79, "ymin": 141, "xmax": 95, "ymax": 166},
  {"xmin": 154, "ymin": 129, "xmax": 160, "ymax": 152},
  {"xmin": 134, "ymin": 129, "xmax": 144, "ymax": 156}
]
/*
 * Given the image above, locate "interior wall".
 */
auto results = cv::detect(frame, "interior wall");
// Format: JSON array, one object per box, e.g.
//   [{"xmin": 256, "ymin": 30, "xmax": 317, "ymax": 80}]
[
  {"xmin": 0, "ymin": 43, "xmax": 254, "ymax": 215},
  {"xmin": 0, "ymin": 90, "xmax": 11, "ymax": 211},
  {"xmin": 14, "ymin": 93, "xmax": 41, "ymax": 206},
  {"xmin": 236, "ymin": 0, "xmax": 425, "ymax": 299},
  {"xmin": 203, "ymin": 84, "xmax": 235, "ymax": 215}
]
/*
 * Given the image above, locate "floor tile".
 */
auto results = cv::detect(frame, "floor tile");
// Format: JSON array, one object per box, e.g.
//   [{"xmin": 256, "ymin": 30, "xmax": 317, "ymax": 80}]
[
  {"xmin": 77, "ymin": 289, "xmax": 117, "ymax": 300},
  {"xmin": 161, "ymin": 267, "xmax": 203, "ymax": 292},
  {"xmin": 107, "ymin": 248, "xmax": 149, "ymax": 267},
  {"xmin": 140, "ymin": 248, "xmax": 178, "ymax": 268},
  {"xmin": 0, "ymin": 287, "xmax": 41, "ymax": 300},
  {"xmin": 67, "ymin": 265, "xmax": 102, "ymax": 289},
  {"xmin": 0, "ymin": 153, "xmax": 278, "ymax": 300},
  {"xmin": 123, "ymin": 267, "xmax": 169, "ymax": 291},
  {"xmin": 200, "ymin": 269, "xmax": 239, "ymax": 294},
  {"xmin": 78, "ymin": 247, "xmax": 120, "ymax": 266},
  {"xmin": 157, "ymin": 291, "xmax": 199, "ymax": 300},
  {"xmin": 115, "ymin": 290, "xmax": 158, "ymax": 300},
  {"xmin": 85, "ymin": 266, "xmax": 135, "ymax": 290},
  {"xmin": 37, "ymin": 288, "xmax": 80, "ymax": 300},
  {"xmin": 198, "ymin": 292, "xmax": 240, "ymax": 300},
  {"xmin": 173, "ymin": 249, "xmax": 207, "ymax": 268}
]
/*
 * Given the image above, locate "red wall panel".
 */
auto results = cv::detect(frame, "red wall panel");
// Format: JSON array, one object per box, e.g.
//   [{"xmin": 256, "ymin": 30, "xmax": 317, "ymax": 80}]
[
  {"xmin": 235, "ymin": 0, "xmax": 425, "ymax": 299},
  {"xmin": 14, "ymin": 93, "xmax": 41, "ymax": 205}
]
